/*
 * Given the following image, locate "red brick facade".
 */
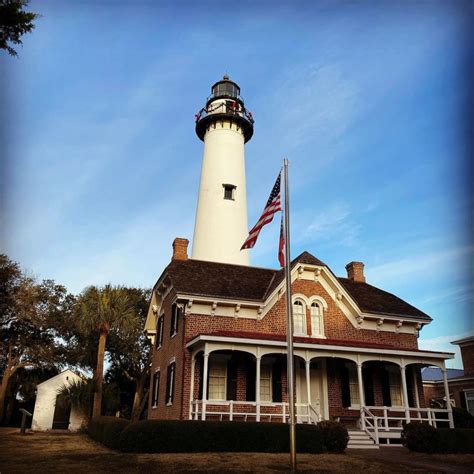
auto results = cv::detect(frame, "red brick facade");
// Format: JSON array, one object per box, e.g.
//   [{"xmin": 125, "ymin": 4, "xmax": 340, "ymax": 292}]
[{"xmin": 148, "ymin": 274, "xmax": 425, "ymax": 421}]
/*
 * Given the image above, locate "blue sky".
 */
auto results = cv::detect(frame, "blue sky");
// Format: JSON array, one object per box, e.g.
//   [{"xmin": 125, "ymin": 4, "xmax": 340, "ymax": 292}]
[{"xmin": 2, "ymin": 0, "xmax": 472, "ymax": 367}]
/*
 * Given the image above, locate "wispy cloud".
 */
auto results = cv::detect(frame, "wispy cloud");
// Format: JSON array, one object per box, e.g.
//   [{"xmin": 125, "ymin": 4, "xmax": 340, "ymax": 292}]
[
  {"xmin": 419, "ymin": 332, "xmax": 473, "ymax": 369},
  {"xmin": 368, "ymin": 246, "xmax": 474, "ymax": 287}
]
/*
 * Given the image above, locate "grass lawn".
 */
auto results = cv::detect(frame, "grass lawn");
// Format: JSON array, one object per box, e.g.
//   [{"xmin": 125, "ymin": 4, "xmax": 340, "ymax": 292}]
[{"xmin": 1, "ymin": 428, "xmax": 474, "ymax": 473}]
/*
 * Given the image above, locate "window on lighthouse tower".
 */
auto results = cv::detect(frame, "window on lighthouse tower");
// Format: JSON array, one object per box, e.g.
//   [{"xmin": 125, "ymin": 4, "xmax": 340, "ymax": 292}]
[{"xmin": 223, "ymin": 184, "xmax": 236, "ymax": 200}]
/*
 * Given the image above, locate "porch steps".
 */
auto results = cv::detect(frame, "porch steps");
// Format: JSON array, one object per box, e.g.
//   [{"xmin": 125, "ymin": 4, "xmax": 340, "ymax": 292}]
[{"xmin": 347, "ymin": 430, "xmax": 379, "ymax": 449}]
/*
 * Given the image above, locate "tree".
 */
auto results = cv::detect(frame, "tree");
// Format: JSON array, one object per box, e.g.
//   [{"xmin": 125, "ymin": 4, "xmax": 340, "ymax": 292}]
[
  {"xmin": 0, "ymin": 0, "xmax": 38, "ymax": 56},
  {"xmin": 0, "ymin": 255, "xmax": 75, "ymax": 424},
  {"xmin": 106, "ymin": 288, "xmax": 151, "ymax": 421},
  {"xmin": 75, "ymin": 285, "xmax": 137, "ymax": 418}
]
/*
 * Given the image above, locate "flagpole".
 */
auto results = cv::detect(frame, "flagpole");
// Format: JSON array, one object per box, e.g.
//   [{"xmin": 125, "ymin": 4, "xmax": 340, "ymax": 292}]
[{"xmin": 283, "ymin": 158, "xmax": 296, "ymax": 471}]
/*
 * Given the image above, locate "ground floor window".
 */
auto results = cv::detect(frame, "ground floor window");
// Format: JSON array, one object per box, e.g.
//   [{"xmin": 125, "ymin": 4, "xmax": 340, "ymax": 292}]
[
  {"xmin": 260, "ymin": 363, "xmax": 272, "ymax": 402},
  {"xmin": 165, "ymin": 362, "xmax": 175, "ymax": 405},
  {"xmin": 347, "ymin": 364, "xmax": 360, "ymax": 406},
  {"xmin": 388, "ymin": 367, "xmax": 403, "ymax": 407},
  {"xmin": 151, "ymin": 370, "xmax": 160, "ymax": 407},
  {"xmin": 465, "ymin": 390, "xmax": 474, "ymax": 416},
  {"xmin": 208, "ymin": 359, "xmax": 227, "ymax": 400}
]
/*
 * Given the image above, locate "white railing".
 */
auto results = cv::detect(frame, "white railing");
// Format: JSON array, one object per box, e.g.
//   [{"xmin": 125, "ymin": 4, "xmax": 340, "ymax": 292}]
[
  {"xmin": 190, "ymin": 400, "xmax": 320, "ymax": 424},
  {"xmin": 360, "ymin": 406, "xmax": 453, "ymax": 441}
]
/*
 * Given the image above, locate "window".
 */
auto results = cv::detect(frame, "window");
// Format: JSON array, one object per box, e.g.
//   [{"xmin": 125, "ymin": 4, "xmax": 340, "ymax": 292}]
[
  {"xmin": 208, "ymin": 359, "xmax": 227, "ymax": 401},
  {"xmin": 348, "ymin": 364, "xmax": 360, "ymax": 406},
  {"xmin": 156, "ymin": 315, "xmax": 164, "ymax": 349},
  {"xmin": 310, "ymin": 302, "xmax": 323, "ymax": 336},
  {"xmin": 170, "ymin": 304, "xmax": 180, "ymax": 338},
  {"xmin": 465, "ymin": 390, "xmax": 474, "ymax": 415},
  {"xmin": 223, "ymin": 184, "xmax": 236, "ymax": 200},
  {"xmin": 293, "ymin": 300, "xmax": 306, "ymax": 335},
  {"xmin": 151, "ymin": 370, "xmax": 160, "ymax": 407},
  {"xmin": 260, "ymin": 363, "xmax": 272, "ymax": 402},
  {"xmin": 388, "ymin": 367, "xmax": 403, "ymax": 407},
  {"xmin": 165, "ymin": 362, "xmax": 176, "ymax": 405}
]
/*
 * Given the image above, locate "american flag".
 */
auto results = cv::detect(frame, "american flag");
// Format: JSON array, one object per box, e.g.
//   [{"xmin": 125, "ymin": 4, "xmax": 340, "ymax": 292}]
[{"xmin": 241, "ymin": 172, "xmax": 282, "ymax": 250}]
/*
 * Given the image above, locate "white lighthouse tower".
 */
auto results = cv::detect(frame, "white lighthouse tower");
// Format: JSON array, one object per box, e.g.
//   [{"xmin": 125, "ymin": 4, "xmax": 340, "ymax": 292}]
[{"xmin": 192, "ymin": 76, "xmax": 254, "ymax": 266}]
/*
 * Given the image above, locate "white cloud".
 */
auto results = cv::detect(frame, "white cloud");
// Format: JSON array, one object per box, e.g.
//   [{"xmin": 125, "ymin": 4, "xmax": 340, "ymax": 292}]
[
  {"xmin": 419, "ymin": 332, "xmax": 473, "ymax": 369},
  {"xmin": 367, "ymin": 245, "xmax": 474, "ymax": 287}
]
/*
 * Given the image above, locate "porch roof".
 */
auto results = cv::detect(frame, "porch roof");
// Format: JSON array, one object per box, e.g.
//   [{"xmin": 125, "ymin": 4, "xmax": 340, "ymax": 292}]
[{"xmin": 186, "ymin": 332, "xmax": 454, "ymax": 362}]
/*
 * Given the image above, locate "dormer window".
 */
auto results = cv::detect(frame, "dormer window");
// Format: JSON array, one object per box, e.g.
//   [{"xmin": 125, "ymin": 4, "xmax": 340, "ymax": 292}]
[{"xmin": 223, "ymin": 184, "xmax": 236, "ymax": 200}]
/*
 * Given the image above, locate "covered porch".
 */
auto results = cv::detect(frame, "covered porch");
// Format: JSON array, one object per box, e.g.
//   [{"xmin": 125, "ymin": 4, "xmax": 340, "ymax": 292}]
[{"xmin": 186, "ymin": 334, "xmax": 454, "ymax": 445}]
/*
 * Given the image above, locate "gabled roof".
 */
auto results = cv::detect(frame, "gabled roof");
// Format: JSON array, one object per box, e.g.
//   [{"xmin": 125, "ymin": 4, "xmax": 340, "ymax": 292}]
[
  {"xmin": 157, "ymin": 251, "xmax": 430, "ymax": 320},
  {"xmin": 338, "ymin": 278, "xmax": 431, "ymax": 320}
]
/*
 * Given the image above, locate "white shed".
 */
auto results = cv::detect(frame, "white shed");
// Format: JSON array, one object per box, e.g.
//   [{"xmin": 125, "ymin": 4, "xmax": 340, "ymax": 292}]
[{"xmin": 31, "ymin": 369, "xmax": 86, "ymax": 431}]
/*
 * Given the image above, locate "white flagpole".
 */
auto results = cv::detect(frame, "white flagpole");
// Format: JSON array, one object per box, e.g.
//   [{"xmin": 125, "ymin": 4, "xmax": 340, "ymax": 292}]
[{"xmin": 283, "ymin": 158, "xmax": 296, "ymax": 471}]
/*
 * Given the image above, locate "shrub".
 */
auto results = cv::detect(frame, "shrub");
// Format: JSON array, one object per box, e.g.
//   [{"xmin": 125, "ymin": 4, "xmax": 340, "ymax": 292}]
[
  {"xmin": 438, "ymin": 429, "xmax": 474, "ymax": 454},
  {"xmin": 401, "ymin": 423, "xmax": 440, "ymax": 453},
  {"xmin": 118, "ymin": 420, "xmax": 327, "ymax": 454},
  {"xmin": 316, "ymin": 421, "xmax": 349, "ymax": 453},
  {"xmin": 88, "ymin": 416, "xmax": 130, "ymax": 449},
  {"xmin": 452, "ymin": 407, "xmax": 474, "ymax": 429}
]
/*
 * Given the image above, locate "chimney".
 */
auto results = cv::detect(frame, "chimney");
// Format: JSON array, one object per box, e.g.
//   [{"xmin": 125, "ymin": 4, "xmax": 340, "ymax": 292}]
[
  {"xmin": 172, "ymin": 238, "xmax": 189, "ymax": 261},
  {"xmin": 346, "ymin": 261, "xmax": 365, "ymax": 283}
]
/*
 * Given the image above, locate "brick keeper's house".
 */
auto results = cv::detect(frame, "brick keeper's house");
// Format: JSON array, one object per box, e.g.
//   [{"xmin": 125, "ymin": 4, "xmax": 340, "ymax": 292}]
[{"xmin": 144, "ymin": 76, "xmax": 454, "ymax": 447}]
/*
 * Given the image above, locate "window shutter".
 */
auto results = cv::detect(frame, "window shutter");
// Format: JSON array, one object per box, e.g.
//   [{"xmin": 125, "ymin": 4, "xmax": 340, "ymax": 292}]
[
  {"xmin": 381, "ymin": 368, "xmax": 392, "ymax": 406},
  {"xmin": 272, "ymin": 359, "xmax": 282, "ymax": 403},
  {"xmin": 459, "ymin": 390, "xmax": 467, "ymax": 409},
  {"xmin": 246, "ymin": 358, "xmax": 256, "ymax": 402},
  {"xmin": 340, "ymin": 362, "xmax": 351, "ymax": 408},
  {"xmin": 226, "ymin": 356, "xmax": 237, "ymax": 401},
  {"xmin": 363, "ymin": 366, "xmax": 375, "ymax": 406},
  {"xmin": 170, "ymin": 305, "xmax": 175, "ymax": 336},
  {"xmin": 406, "ymin": 367, "xmax": 414, "ymax": 407}
]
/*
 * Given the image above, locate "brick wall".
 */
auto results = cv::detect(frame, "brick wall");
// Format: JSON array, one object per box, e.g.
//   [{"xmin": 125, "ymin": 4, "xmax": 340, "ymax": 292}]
[
  {"xmin": 148, "ymin": 274, "xmax": 422, "ymax": 421},
  {"xmin": 460, "ymin": 344, "xmax": 474, "ymax": 376}
]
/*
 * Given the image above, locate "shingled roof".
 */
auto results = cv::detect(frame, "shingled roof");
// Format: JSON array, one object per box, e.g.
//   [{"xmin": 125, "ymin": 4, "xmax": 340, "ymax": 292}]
[{"xmin": 158, "ymin": 251, "xmax": 430, "ymax": 320}]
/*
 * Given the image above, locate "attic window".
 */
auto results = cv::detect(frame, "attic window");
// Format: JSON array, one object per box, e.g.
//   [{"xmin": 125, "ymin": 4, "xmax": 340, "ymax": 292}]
[{"xmin": 223, "ymin": 184, "xmax": 236, "ymax": 200}]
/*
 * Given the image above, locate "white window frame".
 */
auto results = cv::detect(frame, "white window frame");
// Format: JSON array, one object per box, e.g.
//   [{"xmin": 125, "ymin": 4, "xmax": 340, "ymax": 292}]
[
  {"xmin": 151, "ymin": 369, "xmax": 160, "ymax": 408},
  {"xmin": 347, "ymin": 363, "xmax": 360, "ymax": 408},
  {"xmin": 465, "ymin": 390, "xmax": 474, "ymax": 416},
  {"xmin": 166, "ymin": 359, "xmax": 176, "ymax": 406},
  {"xmin": 387, "ymin": 366, "xmax": 404, "ymax": 408},
  {"xmin": 292, "ymin": 300, "xmax": 306, "ymax": 336},
  {"xmin": 170, "ymin": 304, "xmax": 180, "ymax": 338},
  {"xmin": 208, "ymin": 358, "xmax": 227, "ymax": 401},
  {"xmin": 310, "ymin": 302, "xmax": 324, "ymax": 337},
  {"xmin": 156, "ymin": 314, "xmax": 164, "ymax": 349},
  {"xmin": 260, "ymin": 362, "xmax": 273, "ymax": 402}
]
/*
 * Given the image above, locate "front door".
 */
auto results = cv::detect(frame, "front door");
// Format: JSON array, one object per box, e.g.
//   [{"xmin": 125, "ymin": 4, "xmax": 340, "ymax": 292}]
[
  {"xmin": 52, "ymin": 396, "xmax": 71, "ymax": 430},
  {"xmin": 296, "ymin": 361, "xmax": 324, "ymax": 422}
]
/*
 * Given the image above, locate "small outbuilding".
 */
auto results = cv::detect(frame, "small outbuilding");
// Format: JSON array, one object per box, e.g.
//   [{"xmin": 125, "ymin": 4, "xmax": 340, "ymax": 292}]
[{"xmin": 32, "ymin": 369, "xmax": 86, "ymax": 431}]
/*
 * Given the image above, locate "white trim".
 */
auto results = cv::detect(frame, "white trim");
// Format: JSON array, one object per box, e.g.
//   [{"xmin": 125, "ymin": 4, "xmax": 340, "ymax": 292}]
[{"xmin": 185, "ymin": 334, "xmax": 454, "ymax": 361}]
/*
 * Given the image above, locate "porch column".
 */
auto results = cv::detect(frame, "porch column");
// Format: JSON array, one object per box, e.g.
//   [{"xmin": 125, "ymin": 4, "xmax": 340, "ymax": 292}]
[
  {"xmin": 189, "ymin": 354, "xmax": 196, "ymax": 420},
  {"xmin": 356, "ymin": 363, "xmax": 365, "ymax": 430},
  {"xmin": 305, "ymin": 360, "xmax": 311, "ymax": 418},
  {"xmin": 201, "ymin": 351, "xmax": 209, "ymax": 421},
  {"xmin": 442, "ymin": 365, "xmax": 454, "ymax": 428},
  {"xmin": 400, "ymin": 366, "xmax": 410, "ymax": 422},
  {"xmin": 256, "ymin": 356, "xmax": 261, "ymax": 422}
]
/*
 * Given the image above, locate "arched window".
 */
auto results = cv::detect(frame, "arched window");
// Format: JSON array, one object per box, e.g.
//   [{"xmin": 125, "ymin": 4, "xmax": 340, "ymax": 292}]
[
  {"xmin": 293, "ymin": 300, "xmax": 306, "ymax": 335},
  {"xmin": 310, "ymin": 302, "xmax": 323, "ymax": 336}
]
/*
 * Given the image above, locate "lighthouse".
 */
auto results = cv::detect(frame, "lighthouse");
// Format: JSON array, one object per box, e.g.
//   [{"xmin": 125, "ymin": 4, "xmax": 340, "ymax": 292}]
[{"xmin": 192, "ymin": 76, "xmax": 254, "ymax": 266}]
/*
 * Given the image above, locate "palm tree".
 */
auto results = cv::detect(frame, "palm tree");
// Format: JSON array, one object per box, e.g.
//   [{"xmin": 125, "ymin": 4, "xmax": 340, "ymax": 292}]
[{"xmin": 75, "ymin": 285, "xmax": 137, "ymax": 418}]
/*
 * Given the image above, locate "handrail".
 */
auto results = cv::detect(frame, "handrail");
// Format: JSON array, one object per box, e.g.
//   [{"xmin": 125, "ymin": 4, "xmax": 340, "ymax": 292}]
[{"xmin": 361, "ymin": 406, "xmax": 379, "ymax": 445}]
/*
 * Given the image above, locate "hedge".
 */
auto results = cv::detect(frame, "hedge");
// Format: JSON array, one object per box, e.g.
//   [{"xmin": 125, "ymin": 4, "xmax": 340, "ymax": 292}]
[
  {"xmin": 88, "ymin": 416, "xmax": 130, "ymax": 449},
  {"xmin": 401, "ymin": 422, "xmax": 474, "ymax": 454},
  {"xmin": 117, "ymin": 420, "xmax": 348, "ymax": 453}
]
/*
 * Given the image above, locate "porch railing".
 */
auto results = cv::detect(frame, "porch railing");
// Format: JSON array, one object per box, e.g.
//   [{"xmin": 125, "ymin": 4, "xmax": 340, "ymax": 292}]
[
  {"xmin": 190, "ymin": 400, "xmax": 320, "ymax": 424},
  {"xmin": 360, "ymin": 406, "xmax": 453, "ymax": 443}
]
